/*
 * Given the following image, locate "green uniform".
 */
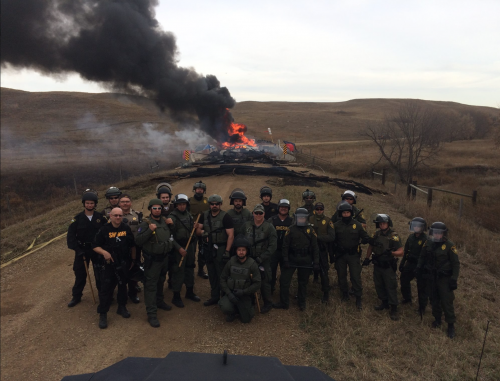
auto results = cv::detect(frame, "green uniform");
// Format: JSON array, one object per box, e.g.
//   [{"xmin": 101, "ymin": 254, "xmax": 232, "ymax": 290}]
[
  {"xmin": 136, "ymin": 215, "xmax": 173, "ymax": 317},
  {"xmin": 219, "ymin": 256, "xmax": 261, "ymax": 323},
  {"xmin": 169, "ymin": 209, "xmax": 196, "ymax": 292},
  {"xmin": 400, "ymin": 233, "xmax": 428, "ymax": 306},
  {"xmin": 279, "ymin": 225, "xmax": 320, "ymax": 309},
  {"xmin": 189, "ymin": 195, "xmax": 210, "ymax": 271},
  {"xmin": 333, "ymin": 218, "xmax": 369, "ymax": 298},
  {"xmin": 299, "ymin": 204, "xmax": 315, "ymax": 217},
  {"xmin": 242, "ymin": 220, "xmax": 278, "ymax": 305},
  {"xmin": 122, "ymin": 209, "xmax": 141, "ymax": 299},
  {"xmin": 331, "ymin": 205, "xmax": 366, "ymax": 225},
  {"xmin": 100, "ymin": 205, "xmax": 115, "ymax": 221},
  {"xmin": 370, "ymin": 228, "xmax": 403, "ymax": 306},
  {"xmin": 308, "ymin": 214, "xmax": 335, "ymax": 293},
  {"xmin": 268, "ymin": 214, "xmax": 294, "ymax": 293},
  {"xmin": 227, "ymin": 208, "xmax": 253, "ymax": 237},
  {"xmin": 418, "ymin": 239, "xmax": 460, "ymax": 324}
]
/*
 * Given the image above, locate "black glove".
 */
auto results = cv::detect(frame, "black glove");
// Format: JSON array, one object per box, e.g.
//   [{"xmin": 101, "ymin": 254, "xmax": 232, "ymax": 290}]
[
  {"xmin": 313, "ymin": 263, "xmax": 320, "ymax": 271},
  {"xmin": 255, "ymin": 257, "xmax": 262, "ymax": 265},
  {"xmin": 384, "ymin": 249, "xmax": 393, "ymax": 256},
  {"xmin": 282, "ymin": 260, "xmax": 290, "ymax": 269},
  {"xmin": 362, "ymin": 258, "xmax": 371, "ymax": 267},
  {"xmin": 227, "ymin": 292, "xmax": 239, "ymax": 304},
  {"xmin": 233, "ymin": 289, "xmax": 244, "ymax": 297},
  {"xmin": 222, "ymin": 250, "xmax": 230, "ymax": 261},
  {"xmin": 360, "ymin": 236, "xmax": 373, "ymax": 245},
  {"xmin": 449, "ymin": 279, "xmax": 458, "ymax": 291},
  {"xmin": 414, "ymin": 267, "xmax": 422, "ymax": 277}
]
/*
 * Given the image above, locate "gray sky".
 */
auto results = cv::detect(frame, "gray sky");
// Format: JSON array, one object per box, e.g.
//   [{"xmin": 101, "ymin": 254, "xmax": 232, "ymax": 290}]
[{"xmin": 2, "ymin": 0, "xmax": 499, "ymax": 107}]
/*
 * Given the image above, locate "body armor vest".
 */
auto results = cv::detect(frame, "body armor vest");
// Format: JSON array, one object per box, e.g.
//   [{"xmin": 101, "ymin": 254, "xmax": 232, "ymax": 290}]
[{"xmin": 203, "ymin": 210, "xmax": 229, "ymax": 244}]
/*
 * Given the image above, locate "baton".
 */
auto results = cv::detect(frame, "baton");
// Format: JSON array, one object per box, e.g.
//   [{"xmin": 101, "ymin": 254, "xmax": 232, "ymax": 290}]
[
  {"xmin": 179, "ymin": 213, "xmax": 201, "ymax": 267},
  {"xmin": 251, "ymin": 273, "xmax": 261, "ymax": 313},
  {"xmin": 82, "ymin": 256, "xmax": 96, "ymax": 305}
]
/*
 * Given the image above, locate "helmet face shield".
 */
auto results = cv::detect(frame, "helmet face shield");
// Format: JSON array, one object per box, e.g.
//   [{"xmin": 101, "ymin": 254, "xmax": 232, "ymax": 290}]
[
  {"xmin": 295, "ymin": 212, "xmax": 309, "ymax": 226},
  {"xmin": 430, "ymin": 228, "xmax": 447, "ymax": 242},
  {"xmin": 409, "ymin": 221, "xmax": 425, "ymax": 233}
]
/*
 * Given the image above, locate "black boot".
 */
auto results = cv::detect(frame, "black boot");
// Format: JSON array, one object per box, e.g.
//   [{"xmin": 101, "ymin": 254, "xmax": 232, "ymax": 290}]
[
  {"xmin": 432, "ymin": 318, "xmax": 442, "ymax": 328},
  {"xmin": 321, "ymin": 292, "xmax": 329, "ymax": 304},
  {"xmin": 349, "ymin": 287, "xmax": 355, "ymax": 296},
  {"xmin": 117, "ymin": 305, "xmax": 131, "ymax": 318},
  {"xmin": 356, "ymin": 296, "xmax": 362, "ymax": 310},
  {"xmin": 185, "ymin": 287, "xmax": 201, "ymax": 302},
  {"xmin": 99, "ymin": 313, "xmax": 107, "ymax": 329},
  {"xmin": 261, "ymin": 302, "xmax": 273, "ymax": 314},
  {"xmin": 226, "ymin": 313, "xmax": 236, "ymax": 322},
  {"xmin": 167, "ymin": 279, "xmax": 173, "ymax": 289},
  {"xmin": 272, "ymin": 302, "xmax": 289, "ymax": 310},
  {"xmin": 390, "ymin": 305, "xmax": 399, "ymax": 321},
  {"xmin": 341, "ymin": 292, "xmax": 350, "ymax": 302},
  {"xmin": 148, "ymin": 316, "xmax": 160, "ymax": 328},
  {"xmin": 67, "ymin": 297, "xmax": 81, "ymax": 308},
  {"xmin": 447, "ymin": 323, "xmax": 455, "ymax": 339},
  {"xmin": 157, "ymin": 300, "xmax": 172, "ymax": 311},
  {"xmin": 203, "ymin": 298, "xmax": 219, "ymax": 306},
  {"xmin": 198, "ymin": 269, "xmax": 209, "ymax": 279},
  {"xmin": 129, "ymin": 294, "xmax": 140, "ymax": 304},
  {"xmin": 172, "ymin": 292, "xmax": 185, "ymax": 308},
  {"xmin": 374, "ymin": 300, "xmax": 390, "ymax": 310},
  {"xmin": 401, "ymin": 298, "xmax": 412, "ymax": 305}
]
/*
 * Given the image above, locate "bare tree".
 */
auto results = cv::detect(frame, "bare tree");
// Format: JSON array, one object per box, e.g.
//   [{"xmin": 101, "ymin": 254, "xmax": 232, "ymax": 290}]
[{"xmin": 365, "ymin": 101, "xmax": 446, "ymax": 182}]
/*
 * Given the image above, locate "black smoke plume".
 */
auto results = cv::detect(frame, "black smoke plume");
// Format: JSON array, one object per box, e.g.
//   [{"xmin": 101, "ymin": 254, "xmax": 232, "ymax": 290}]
[{"xmin": 1, "ymin": 0, "xmax": 238, "ymax": 142}]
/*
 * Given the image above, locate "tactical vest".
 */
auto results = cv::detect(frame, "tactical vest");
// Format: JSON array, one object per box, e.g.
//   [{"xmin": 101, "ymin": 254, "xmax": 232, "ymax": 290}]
[
  {"xmin": 227, "ymin": 208, "xmax": 252, "ymax": 236},
  {"xmin": 288, "ymin": 225, "xmax": 314, "ymax": 258},
  {"xmin": 423, "ymin": 240, "xmax": 454, "ymax": 275},
  {"xmin": 123, "ymin": 210, "xmax": 140, "ymax": 236},
  {"xmin": 309, "ymin": 215, "xmax": 329, "ymax": 236},
  {"xmin": 243, "ymin": 221, "xmax": 272, "ymax": 259},
  {"xmin": 189, "ymin": 196, "xmax": 209, "ymax": 218},
  {"xmin": 203, "ymin": 210, "xmax": 229, "ymax": 244},
  {"xmin": 226, "ymin": 257, "xmax": 254, "ymax": 291},
  {"xmin": 405, "ymin": 233, "xmax": 427, "ymax": 263},
  {"xmin": 270, "ymin": 215, "xmax": 293, "ymax": 250},
  {"xmin": 334, "ymin": 219, "xmax": 363, "ymax": 252},
  {"xmin": 140, "ymin": 216, "xmax": 173, "ymax": 255},
  {"xmin": 372, "ymin": 229, "xmax": 399, "ymax": 261},
  {"xmin": 170, "ymin": 209, "xmax": 194, "ymax": 247},
  {"xmin": 300, "ymin": 204, "xmax": 315, "ymax": 217}
]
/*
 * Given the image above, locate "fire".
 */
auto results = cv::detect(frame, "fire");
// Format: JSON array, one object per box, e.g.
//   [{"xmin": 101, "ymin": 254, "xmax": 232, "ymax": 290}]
[{"xmin": 221, "ymin": 109, "xmax": 257, "ymax": 149}]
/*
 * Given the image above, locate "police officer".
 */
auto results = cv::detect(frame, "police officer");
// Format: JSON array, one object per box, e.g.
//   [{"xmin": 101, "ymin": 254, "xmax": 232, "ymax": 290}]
[
  {"xmin": 67, "ymin": 189, "xmax": 105, "ymax": 307},
  {"xmin": 242, "ymin": 204, "xmax": 278, "ymax": 313},
  {"xmin": 118, "ymin": 194, "xmax": 142, "ymax": 303},
  {"xmin": 416, "ymin": 222, "xmax": 460, "ymax": 339},
  {"xmin": 156, "ymin": 182, "xmax": 174, "ymax": 217},
  {"xmin": 188, "ymin": 180, "xmax": 209, "ymax": 279},
  {"xmin": 227, "ymin": 189, "xmax": 253, "ymax": 237},
  {"xmin": 399, "ymin": 217, "xmax": 428, "ymax": 312},
  {"xmin": 101, "ymin": 187, "xmax": 122, "ymax": 220},
  {"xmin": 136, "ymin": 199, "xmax": 174, "ymax": 328},
  {"xmin": 196, "ymin": 194, "xmax": 235, "ymax": 306},
  {"xmin": 273, "ymin": 208, "xmax": 320, "ymax": 311},
  {"xmin": 331, "ymin": 191, "xmax": 367, "ymax": 228},
  {"xmin": 333, "ymin": 202, "xmax": 370, "ymax": 309},
  {"xmin": 219, "ymin": 236, "xmax": 261, "ymax": 323},
  {"xmin": 268, "ymin": 199, "xmax": 293, "ymax": 294},
  {"xmin": 169, "ymin": 194, "xmax": 201, "ymax": 308},
  {"xmin": 93, "ymin": 208, "xmax": 136, "ymax": 329},
  {"xmin": 363, "ymin": 214, "xmax": 404, "ymax": 320},
  {"xmin": 259, "ymin": 186, "xmax": 278, "ymax": 220},
  {"xmin": 308, "ymin": 202, "xmax": 335, "ymax": 303},
  {"xmin": 300, "ymin": 189, "xmax": 316, "ymax": 216}
]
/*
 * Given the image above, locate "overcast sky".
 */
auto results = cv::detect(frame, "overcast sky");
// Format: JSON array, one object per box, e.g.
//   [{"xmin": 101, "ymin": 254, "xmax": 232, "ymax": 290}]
[{"xmin": 2, "ymin": 0, "xmax": 499, "ymax": 107}]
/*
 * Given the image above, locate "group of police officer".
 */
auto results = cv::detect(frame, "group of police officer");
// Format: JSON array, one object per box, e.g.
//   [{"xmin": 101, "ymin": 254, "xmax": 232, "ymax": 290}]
[{"xmin": 67, "ymin": 181, "xmax": 460, "ymax": 338}]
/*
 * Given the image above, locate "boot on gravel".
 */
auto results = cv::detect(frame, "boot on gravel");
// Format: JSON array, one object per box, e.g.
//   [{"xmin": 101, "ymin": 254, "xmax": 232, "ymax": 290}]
[
  {"xmin": 198, "ymin": 270, "xmax": 209, "ymax": 279},
  {"xmin": 226, "ymin": 313, "xmax": 236, "ymax": 322},
  {"xmin": 447, "ymin": 323, "xmax": 455, "ymax": 339},
  {"xmin": 185, "ymin": 287, "xmax": 201, "ymax": 302},
  {"xmin": 67, "ymin": 298, "xmax": 81, "ymax": 308},
  {"xmin": 356, "ymin": 296, "xmax": 362, "ymax": 310},
  {"xmin": 148, "ymin": 316, "xmax": 160, "ymax": 328},
  {"xmin": 272, "ymin": 302, "xmax": 289, "ymax": 310},
  {"xmin": 432, "ymin": 319, "xmax": 442, "ymax": 328},
  {"xmin": 401, "ymin": 299, "xmax": 412, "ymax": 305},
  {"xmin": 116, "ymin": 305, "xmax": 130, "ymax": 318},
  {"xmin": 374, "ymin": 300, "xmax": 390, "ymax": 311},
  {"xmin": 157, "ymin": 300, "xmax": 172, "ymax": 311},
  {"xmin": 321, "ymin": 292, "xmax": 329, "ymax": 304},
  {"xmin": 260, "ymin": 303, "xmax": 273, "ymax": 314},
  {"xmin": 203, "ymin": 298, "xmax": 219, "ymax": 307},
  {"xmin": 99, "ymin": 313, "xmax": 108, "ymax": 329},
  {"xmin": 172, "ymin": 292, "xmax": 184, "ymax": 308},
  {"xmin": 341, "ymin": 292, "xmax": 350, "ymax": 302},
  {"xmin": 390, "ymin": 305, "xmax": 399, "ymax": 321}
]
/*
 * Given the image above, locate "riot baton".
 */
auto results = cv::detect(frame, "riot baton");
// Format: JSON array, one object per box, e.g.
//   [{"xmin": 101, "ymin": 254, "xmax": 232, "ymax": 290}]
[
  {"xmin": 82, "ymin": 256, "xmax": 96, "ymax": 305},
  {"xmin": 250, "ymin": 273, "xmax": 261, "ymax": 313},
  {"xmin": 179, "ymin": 213, "xmax": 201, "ymax": 267}
]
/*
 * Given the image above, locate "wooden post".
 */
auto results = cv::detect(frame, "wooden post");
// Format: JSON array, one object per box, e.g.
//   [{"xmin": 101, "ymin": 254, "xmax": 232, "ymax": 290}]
[
  {"xmin": 411, "ymin": 180, "xmax": 417, "ymax": 200},
  {"xmin": 427, "ymin": 188, "xmax": 433, "ymax": 208},
  {"xmin": 73, "ymin": 175, "xmax": 78, "ymax": 196},
  {"xmin": 382, "ymin": 168, "xmax": 386, "ymax": 185},
  {"xmin": 472, "ymin": 190, "xmax": 477, "ymax": 205},
  {"xmin": 458, "ymin": 198, "xmax": 463, "ymax": 220}
]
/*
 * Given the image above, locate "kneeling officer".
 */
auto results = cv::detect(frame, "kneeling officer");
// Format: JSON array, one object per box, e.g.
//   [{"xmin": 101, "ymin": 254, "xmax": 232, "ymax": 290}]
[{"xmin": 219, "ymin": 236, "xmax": 261, "ymax": 323}]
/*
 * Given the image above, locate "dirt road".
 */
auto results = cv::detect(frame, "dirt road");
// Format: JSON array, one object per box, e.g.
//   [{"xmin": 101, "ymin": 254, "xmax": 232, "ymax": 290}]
[{"xmin": 0, "ymin": 175, "xmax": 312, "ymax": 381}]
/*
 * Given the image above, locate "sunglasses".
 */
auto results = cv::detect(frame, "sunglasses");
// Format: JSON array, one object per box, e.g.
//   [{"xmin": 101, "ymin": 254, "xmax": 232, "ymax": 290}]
[
  {"xmin": 344, "ymin": 198, "xmax": 354, "ymax": 201},
  {"xmin": 305, "ymin": 197, "xmax": 314, "ymax": 200},
  {"xmin": 254, "ymin": 212, "xmax": 264, "ymax": 215},
  {"xmin": 209, "ymin": 203, "xmax": 220, "ymax": 206},
  {"xmin": 315, "ymin": 208, "xmax": 324, "ymax": 211},
  {"xmin": 109, "ymin": 196, "xmax": 119, "ymax": 200},
  {"xmin": 112, "ymin": 214, "xmax": 123, "ymax": 217},
  {"xmin": 151, "ymin": 207, "xmax": 162, "ymax": 210}
]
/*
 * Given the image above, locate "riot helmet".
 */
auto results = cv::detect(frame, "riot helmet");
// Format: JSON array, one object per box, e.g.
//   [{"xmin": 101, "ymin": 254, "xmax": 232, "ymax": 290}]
[
  {"xmin": 193, "ymin": 180, "xmax": 207, "ymax": 193},
  {"xmin": 429, "ymin": 222, "xmax": 448, "ymax": 242},
  {"xmin": 232, "ymin": 235, "xmax": 251, "ymax": 258},
  {"xmin": 373, "ymin": 214, "xmax": 393, "ymax": 229},
  {"xmin": 409, "ymin": 217, "xmax": 427, "ymax": 233},
  {"xmin": 173, "ymin": 194, "xmax": 190, "ymax": 206},
  {"xmin": 156, "ymin": 182, "xmax": 172, "ymax": 198},
  {"xmin": 302, "ymin": 189, "xmax": 316, "ymax": 201},
  {"xmin": 278, "ymin": 199, "xmax": 291, "ymax": 209},
  {"xmin": 341, "ymin": 190, "xmax": 357, "ymax": 204},
  {"xmin": 260, "ymin": 186, "xmax": 273, "ymax": 199},
  {"xmin": 105, "ymin": 186, "xmax": 121, "ymax": 199},
  {"xmin": 147, "ymin": 198, "xmax": 163, "ymax": 210},
  {"xmin": 82, "ymin": 189, "xmax": 98, "ymax": 205},
  {"xmin": 208, "ymin": 194, "xmax": 223, "ymax": 204},
  {"xmin": 229, "ymin": 188, "xmax": 247, "ymax": 206},
  {"xmin": 294, "ymin": 207, "xmax": 309, "ymax": 227},
  {"xmin": 337, "ymin": 201, "xmax": 352, "ymax": 217}
]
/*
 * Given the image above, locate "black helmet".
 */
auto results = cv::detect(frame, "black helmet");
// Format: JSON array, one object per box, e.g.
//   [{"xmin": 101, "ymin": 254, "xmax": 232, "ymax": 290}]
[
  {"xmin": 429, "ymin": 221, "xmax": 448, "ymax": 242},
  {"xmin": 341, "ymin": 190, "xmax": 357, "ymax": 204},
  {"xmin": 229, "ymin": 188, "xmax": 247, "ymax": 206},
  {"xmin": 193, "ymin": 181, "xmax": 207, "ymax": 193},
  {"xmin": 337, "ymin": 201, "xmax": 352, "ymax": 217},
  {"xmin": 128, "ymin": 262, "xmax": 146, "ymax": 283},
  {"xmin": 156, "ymin": 182, "xmax": 172, "ymax": 198},
  {"xmin": 373, "ymin": 214, "xmax": 393, "ymax": 228},
  {"xmin": 105, "ymin": 186, "xmax": 121, "ymax": 199},
  {"xmin": 409, "ymin": 217, "xmax": 427, "ymax": 233},
  {"xmin": 294, "ymin": 207, "xmax": 309, "ymax": 227},
  {"xmin": 147, "ymin": 198, "xmax": 163, "ymax": 210},
  {"xmin": 233, "ymin": 235, "xmax": 252, "ymax": 251},
  {"xmin": 278, "ymin": 199, "xmax": 291, "ymax": 209},
  {"xmin": 82, "ymin": 189, "xmax": 98, "ymax": 205},
  {"xmin": 173, "ymin": 194, "xmax": 190, "ymax": 206},
  {"xmin": 208, "ymin": 194, "xmax": 223, "ymax": 204},
  {"xmin": 302, "ymin": 189, "xmax": 316, "ymax": 200},
  {"xmin": 260, "ymin": 186, "xmax": 272, "ymax": 199}
]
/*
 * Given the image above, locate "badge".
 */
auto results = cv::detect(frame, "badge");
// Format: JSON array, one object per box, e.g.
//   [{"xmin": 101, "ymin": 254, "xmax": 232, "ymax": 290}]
[
  {"xmin": 451, "ymin": 246, "xmax": 458, "ymax": 254},
  {"xmin": 307, "ymin": 228, "xmax": 310, "ymax": 234},
  {"xmin": 204, "ymin": 200, "xmax": 207, "ymax": 204},
  {"xmin": 353, "ymin": 224, "xmax": 356, "ymax": 229},
  {"xmin": 441, "ymin": 244, "xmax": 446, "ymax": 250},
  {"xmin": 418, "ymin": 240, "xmax": 422, "ymax": 245},
  {"xmin": 392, "ymin": 235, "xmax": 399, "ymax": 242},
  {"xmin": 322, "ymin": 220, "xmax": 326, "ymax": 225},
  {"xmin": 96, "ymin": 219, "xmax": 100, "ymax": 223},
  {"xmin": 133, "ymin": 217, "xmax": 137, "ymax": 221}
]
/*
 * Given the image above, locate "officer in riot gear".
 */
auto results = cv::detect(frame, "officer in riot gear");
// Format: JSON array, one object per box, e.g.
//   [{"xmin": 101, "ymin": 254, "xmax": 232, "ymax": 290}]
[
  {"xmin": 227, "ymin": 189, "xmax": 253, "ymax": 237},
  {"xmin": 156, "ymin": 182, "xmax": 174, "ymax": 217},
  {"xmin": 364, "ymin": 214, "xmax": 404, "ymax": 320},
  {"xmin": 259, "ymin": 186, "xmax": 278, "ymax": 220},
  {"xmin": 331, "ymin": 190, "xmax": 367, "ymax": 227},
  {"xmin": 169, "ymin": 194, "xmax": 201, "ymax": 308},
  {"xmin": 300, "ymin": 189, "xmax": 316, "ymax": 216},
  {"xmin": 268, "ymin": 199, "xmax": 294, "ymax": 294},
  {"xmin": 196, "ymin": 194, "xmax": 235, "ymax": 306},
  {"xmin": 219, "ymin": 236, "xmax": 262, "ymax": 323},
  {"xmin": 101, "ymin": 186, "xmax": 122, "ymax": 220},
  {"xmin": 188, "ymin": 181, "xmax": 210, "ymax": 279},
  {"xmin": 417, "ymin": 222, "xmax": 460, "ymax": 339},
  {"xmin": 273, "ymin": 208, "xmax": 320, "ymax": 311},
  {"xmin": 66, "ymin": 189, "xmax": 106, "ymax": 307}
]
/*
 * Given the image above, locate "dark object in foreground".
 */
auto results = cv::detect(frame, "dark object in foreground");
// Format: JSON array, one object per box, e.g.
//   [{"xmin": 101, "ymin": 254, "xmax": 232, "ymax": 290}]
[{"xmin": 61, "ymin": 351, "xmax": 335, "ymax": 381}]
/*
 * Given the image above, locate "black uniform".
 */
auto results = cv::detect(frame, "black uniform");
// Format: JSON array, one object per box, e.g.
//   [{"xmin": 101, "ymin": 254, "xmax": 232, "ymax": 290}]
[
  {"xmin": 268, "ymin": 214, "xmax": 293, "ymax": 293},
  {"xmin": 261, "ymin": 202, "xmax": 278, "ymax": 220},
  {"xmin": 93, "ymin": 222, "xmax": 135, "ymax": 314},
  {"xmin": 67, "ymin": 211, "xmax": 105, "ymax": 300}
]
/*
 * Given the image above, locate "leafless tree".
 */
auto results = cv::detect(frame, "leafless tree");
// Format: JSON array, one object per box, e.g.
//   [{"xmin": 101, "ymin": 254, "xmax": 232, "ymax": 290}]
[{"xmin": 365, "ymin": 101, "xmax": 446, "ymax": 183}]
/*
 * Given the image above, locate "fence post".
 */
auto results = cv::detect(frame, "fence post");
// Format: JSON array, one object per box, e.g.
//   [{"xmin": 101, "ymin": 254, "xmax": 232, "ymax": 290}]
[
  {"xmin": 427, "ymin": 188, "xmax": 433, "ymax": 208},
  {"xmin": 382, "ymin": 168, "xmax": 386, "ymax": 185},
  {"xmin": 472, "ymin": 190, "xmax": 477, "ymax": 205},
  {"xmin": 411, "ymin": 180, "xmax": 417, "ymax": 200}
]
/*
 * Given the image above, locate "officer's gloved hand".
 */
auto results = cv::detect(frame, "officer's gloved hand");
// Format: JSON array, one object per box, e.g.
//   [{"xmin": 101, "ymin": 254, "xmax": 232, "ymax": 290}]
[
  {"xmin": 414, "ymin": 267, "xmax": 422, "ymax": 277},
  {"xmin": 362, "ymin": 258, "xmax": 371, "ymax": 267},
  {"xmin": 282, "ymin": 260, "xmax": 290, "ymax": 269},
  {"xmin": 222, "ymin": 250, "xmax": 230, "ymax": 261},
  {"xmin": 228, "ymin": 292, "xmax": 239, "ymax": 304},
  {"xmin": 360, "ymin": 236, "xmax": 371, "ymax": 245},
  {"xmin": 313, "ymin": 263, "xmax": 320, "ymax": 271},
  {"xmin": 449, "ymin": 279, "xmax": 458, "ymax": 291},
  {"xmin": 233, "ymin": 289, "xmax": 244, "ymax": 297}
]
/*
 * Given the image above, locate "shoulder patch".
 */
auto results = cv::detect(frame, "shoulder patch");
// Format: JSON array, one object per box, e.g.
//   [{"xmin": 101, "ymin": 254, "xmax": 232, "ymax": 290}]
[
  {"xmin": 441, "ymin": 244, "xmax": 446, "ymax": 250},
  {"xmin": 391, "ymin": 234, "xmax": 400, "ymax": 242},
  {"xmin": 371, "ymin": 232, "xmax": 375, "ymax": 238},
  {"xmin": 418, "ymin": 240, "xmax": 422, "ymax": 245},
  {"xmin": 329, "ymin": 221, "xmax": 333, "ymax": 228},
  {"xmin": 311, "ymin": 229, "xmax": 317, "ymax": 237},
  {"xmin": 451, "ymin": 246, "xmax": 458, "ymax": 254},
  {"xmin": 285, "ymin": 228, "xmax": 290, "ymax": 236},
  {"xmin": 353, "ymin": 224, "xmax": 356, "ymax": 229},
  {"xmin": 70, "ymin": 219, "xmax": 75, "ymax": 224}
]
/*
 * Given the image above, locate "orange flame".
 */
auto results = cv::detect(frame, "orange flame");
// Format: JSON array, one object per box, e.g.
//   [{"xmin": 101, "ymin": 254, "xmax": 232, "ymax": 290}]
[{"xmin": 221, "ymin": 109, "xmax": 256, "ymax": 149}]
